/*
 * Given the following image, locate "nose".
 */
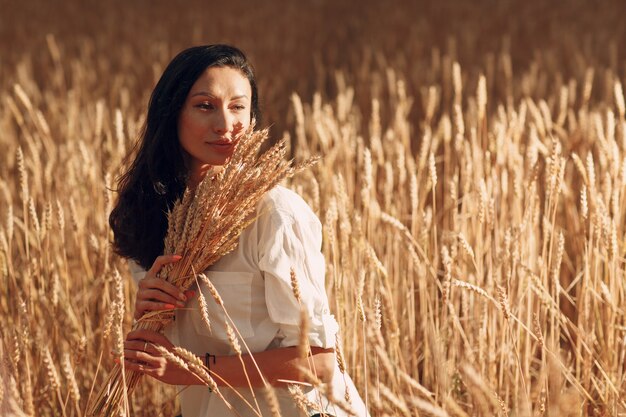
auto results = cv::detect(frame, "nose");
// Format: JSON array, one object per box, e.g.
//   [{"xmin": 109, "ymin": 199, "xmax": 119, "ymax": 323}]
[{"xmin": 212, "ymin": 108, "xmax": 234, "ymax": 135}]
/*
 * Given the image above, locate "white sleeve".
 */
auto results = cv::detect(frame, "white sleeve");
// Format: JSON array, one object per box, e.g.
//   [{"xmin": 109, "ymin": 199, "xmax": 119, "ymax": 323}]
[
  {"xmin": 128, "ymin": 260, "xmax": 147, "ymax": 286},
  {"xmin": 258, "ymin": 210, "xmax": 338, "ymax": 349}
]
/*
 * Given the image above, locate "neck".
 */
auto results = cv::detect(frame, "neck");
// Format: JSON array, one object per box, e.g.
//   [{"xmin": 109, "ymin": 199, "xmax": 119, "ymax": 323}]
[{"xmin": 188, "ymin": 164, "xmax": 210, "ymax": 188}]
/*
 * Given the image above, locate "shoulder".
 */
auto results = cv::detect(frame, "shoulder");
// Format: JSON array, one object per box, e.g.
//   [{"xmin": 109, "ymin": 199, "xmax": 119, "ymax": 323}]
[
  {"xmin": 255, "ymin": 185, "xmax": 325, "ymax": 261},
  {"xmin": 257, "ymin": 185, "xmax": 320, "ymax": 227}
]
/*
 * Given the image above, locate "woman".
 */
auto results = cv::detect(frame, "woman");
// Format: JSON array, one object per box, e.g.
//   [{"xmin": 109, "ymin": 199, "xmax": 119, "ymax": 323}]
[{"xmin": 109, "ymin": 44, "xmax": 368, "ymax": 417}]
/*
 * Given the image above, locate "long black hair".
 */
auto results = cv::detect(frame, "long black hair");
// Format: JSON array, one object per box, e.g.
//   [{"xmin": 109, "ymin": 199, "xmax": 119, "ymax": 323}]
[{"xmin": 109, "ymin": 44, "xmax": 261, "ymax": 269}]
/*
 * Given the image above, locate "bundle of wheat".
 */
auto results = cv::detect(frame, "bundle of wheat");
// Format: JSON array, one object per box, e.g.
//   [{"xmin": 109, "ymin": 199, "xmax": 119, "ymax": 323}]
[{"xmin": 87, "ymin": 126, "xmax": 316, "ymax": 416}]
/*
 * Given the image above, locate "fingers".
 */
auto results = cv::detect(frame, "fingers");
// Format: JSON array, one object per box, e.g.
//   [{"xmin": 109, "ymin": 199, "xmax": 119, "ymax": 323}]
[
  {"xmin": 114, "ymin": 341, "xmax": 160, "ymax": 372},
  {"xmin": 134, "ymin": 300, "xmax": 176, "ymax": 320},
  {"xmin": 124, "ymin": 339, "xmax": 153, "ymax": 353},
  {"xmin": 121, "ymin": 357, "xmax": 170, "ymax": 380},
  {"xmin": 120, "ymin": 356, "xmax": 161, "ymax": 375},
  {"xmin": 137, "ymin": 300, "xmax": 176, "ymax": 313},
  {"xmin": 134, "ymin": 287, "xmax": 195, "ymax": 319},
  {"xmin": 138, "ymin": 289, "xmax": 185, "ymax": 307},
  {"xmin": 120, "ymin": 359, "xmax": 149, "ymax": 373},
  {"xmin": 147, "ymin": 254, "xmax": 182, "ymax": 276},
  {"xmin": 123, "ymin": 348, "xmax": 159, "ymax": 365},
  {"xmin": 114, "ymin": 333, "xmax": 172, "ymax": 378},
  {"xmin": 138, "ymin": 278, "xmax": 188, "ymax": 304},
  {"xmin": 135, "ymin": 256, "xmax": 196, "ymax": 320},
  {"xmin": 126, "ymin": 329, "xmax": 174, "ymax": 349}
]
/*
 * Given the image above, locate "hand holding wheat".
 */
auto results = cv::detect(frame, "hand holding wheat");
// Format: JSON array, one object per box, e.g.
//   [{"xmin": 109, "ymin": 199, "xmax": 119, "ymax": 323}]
[
  {"xmin": 87, "ymin": 125, "xmax": 317, "ymax": 416},
  {"xmin": 132, "ymin": 255, "xmax": 193, "ymax": 320}
]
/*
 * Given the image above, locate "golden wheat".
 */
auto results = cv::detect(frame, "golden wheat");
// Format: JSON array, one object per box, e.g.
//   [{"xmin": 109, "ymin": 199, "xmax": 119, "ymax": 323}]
[{"xmin": 2, "ymin": 1, "xmax": 626, "ymax": 415}]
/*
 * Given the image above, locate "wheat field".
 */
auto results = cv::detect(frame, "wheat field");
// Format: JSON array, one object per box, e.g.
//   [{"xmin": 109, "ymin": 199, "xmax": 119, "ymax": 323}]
[{"xmin": 1, "ymin": 1, "xmax": 626, "ymax": 416}]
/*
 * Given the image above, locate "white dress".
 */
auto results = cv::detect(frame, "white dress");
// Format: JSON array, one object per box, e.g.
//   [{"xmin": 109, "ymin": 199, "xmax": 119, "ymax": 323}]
[{"xmin": 129, "ymin": 185, "xmax": 369, "ymax": 417}]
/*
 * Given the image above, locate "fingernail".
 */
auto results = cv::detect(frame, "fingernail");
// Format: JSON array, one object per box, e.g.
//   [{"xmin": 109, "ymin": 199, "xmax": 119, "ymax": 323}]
[
  {"xmin": 173, "ymin": 255, "xmax": 182, "ymax": 260},
  {"xmin": 179, "ymin": 292, "xmax": 187, "ymax": 301},
  {"xmin": 165, "ymin": 303, "xmax": 176, "ymax": 309}
]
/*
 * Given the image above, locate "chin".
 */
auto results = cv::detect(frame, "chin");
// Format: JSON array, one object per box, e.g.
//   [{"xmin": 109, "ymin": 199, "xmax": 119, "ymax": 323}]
[
  {"xmin": 199, "ymin": 157, "xmax": 229, "ymax": 167},
  {"xmin": 208, "ymin": 157, "xmax": 230, "ymax": 166},
  {"xmin": 186, "ymin": 149, "xmax": 234, "ymax": 169}
]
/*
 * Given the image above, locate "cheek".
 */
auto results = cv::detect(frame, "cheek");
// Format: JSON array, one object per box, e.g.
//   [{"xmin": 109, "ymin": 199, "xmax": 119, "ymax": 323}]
[
  {"xmin": 177, "ymin": 116, "xmax": 198, "ymax": 157},
  {"xmin": 238, "ymin": 113, "xmax": 252, "ymax": 130},
  {"xmin": 178, "ymin": 112, "xmax": 205, "ymax": 143}
]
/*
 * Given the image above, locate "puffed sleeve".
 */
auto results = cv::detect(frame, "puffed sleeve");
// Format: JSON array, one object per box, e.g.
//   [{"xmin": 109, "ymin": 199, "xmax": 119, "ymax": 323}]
[{"xmin": 257, "ymin": 205, "xmax": 339, "ymax": 349}]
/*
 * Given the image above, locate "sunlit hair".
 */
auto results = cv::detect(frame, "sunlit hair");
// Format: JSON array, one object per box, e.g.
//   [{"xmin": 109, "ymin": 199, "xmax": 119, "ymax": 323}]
[{"xmin": 109, "ymin": 44, "xmax": 261, "ymax": 269}]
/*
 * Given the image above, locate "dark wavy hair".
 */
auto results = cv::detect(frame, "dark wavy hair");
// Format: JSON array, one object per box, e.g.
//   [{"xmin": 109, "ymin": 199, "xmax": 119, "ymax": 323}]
[{"xmin": 109, "ymin": 44, "xmax": 261, "ymax": 270}]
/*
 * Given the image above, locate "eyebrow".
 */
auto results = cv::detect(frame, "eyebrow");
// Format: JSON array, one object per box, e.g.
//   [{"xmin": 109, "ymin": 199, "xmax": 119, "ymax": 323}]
[{"xmin": 190, "ymin": 92, "xmax": 249, "ymax": 100}]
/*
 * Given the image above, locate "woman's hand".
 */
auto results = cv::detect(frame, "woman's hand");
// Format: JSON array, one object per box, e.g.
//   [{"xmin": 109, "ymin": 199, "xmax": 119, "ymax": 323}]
[
  {"xmin": 134, "ymin": 254, "xmax": 194, "ymax": 320},
  {"xmin": 120, "ymin": 329, "xmax": 204, "ymax": 386}
]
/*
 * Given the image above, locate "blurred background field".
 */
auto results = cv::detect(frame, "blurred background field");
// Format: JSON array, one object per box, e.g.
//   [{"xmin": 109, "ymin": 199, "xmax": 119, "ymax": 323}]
[{"xmin": 1, "ymin": 0, "xmax": 626, "ymax": 415}]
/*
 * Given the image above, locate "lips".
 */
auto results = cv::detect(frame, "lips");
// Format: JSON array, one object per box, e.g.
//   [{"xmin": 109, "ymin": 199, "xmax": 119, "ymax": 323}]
[
  {"xmin": 212, "ymin": 139, "xmax": 234, "ymax": 145},
  {"xmin": 206, "ymin": 136, "xmax": 240, "ymax": 145},
  {"xmin": 205, "ymin": 139, "xmax": 237, "ymax": 154}
]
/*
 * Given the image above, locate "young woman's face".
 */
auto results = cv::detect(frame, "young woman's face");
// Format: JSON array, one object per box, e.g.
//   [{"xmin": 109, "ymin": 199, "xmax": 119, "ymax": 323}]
[{"xmin": 178, "ymin": 66, "xmax": 252, "ymax": 177}]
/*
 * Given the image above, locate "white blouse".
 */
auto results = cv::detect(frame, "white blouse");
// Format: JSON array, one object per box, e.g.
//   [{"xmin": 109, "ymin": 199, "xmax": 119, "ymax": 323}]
[{"xmin": 129, "ymin": 185, "xmax": 368, "ymax": 417}]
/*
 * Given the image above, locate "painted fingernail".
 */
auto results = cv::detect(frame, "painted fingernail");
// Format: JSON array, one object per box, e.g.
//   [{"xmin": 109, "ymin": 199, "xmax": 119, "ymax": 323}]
[
  {"xmin": 177, "ymin": 301, "xmax": 185, "ymax": 308},
  {"xmin": 179, "ymin": 293, "xmax": 187, "ymax": 301},
  {"xmin": 164, "ymin": 303, "xmax": 176, "ymax": 309}
]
